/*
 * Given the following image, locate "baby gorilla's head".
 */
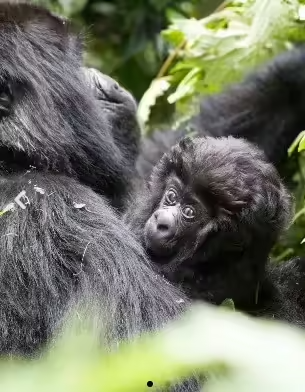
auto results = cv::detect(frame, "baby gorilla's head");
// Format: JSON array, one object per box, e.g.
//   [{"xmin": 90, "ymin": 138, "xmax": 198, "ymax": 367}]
[{"xmin": 144, "ymin": 136, "xmax": 292, "ymax": 265}]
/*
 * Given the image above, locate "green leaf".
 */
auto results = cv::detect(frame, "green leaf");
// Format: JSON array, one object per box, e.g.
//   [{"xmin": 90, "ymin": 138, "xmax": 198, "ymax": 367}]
[
  {"xmin": 163, "ymin": 18, "xmax": 208, "ymax": 45},
  {"xmin": 220, "ymin": 298, "xmax": 235, "ymax": 311},
  {"xmin": 168, "ymin": 67, "xmax": 201, "ymax": 104},
  {"xmin": 162, "ymin": 27, "xmax": 185, "ymax": 46},
  {"xmin": 288, "ymin": 130, "xmax": 305, "ymax": 155},
  {"xmin": 137, "ymin": 77, "xmax": 171, "ymax": 131},
  {"xmin": 298, "ymin": 133, "xmax": 305, "ymax": 152}
]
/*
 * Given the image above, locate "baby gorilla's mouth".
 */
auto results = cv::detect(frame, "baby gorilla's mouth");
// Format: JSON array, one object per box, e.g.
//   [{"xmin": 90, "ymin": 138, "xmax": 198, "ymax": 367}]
[
  {"xmin": 144, "ymin": 223, "xmax": 177, "ymax": 260},
  {"xmin": 146, "ymin": 238, "xmax": 176, "ymax": 258}
]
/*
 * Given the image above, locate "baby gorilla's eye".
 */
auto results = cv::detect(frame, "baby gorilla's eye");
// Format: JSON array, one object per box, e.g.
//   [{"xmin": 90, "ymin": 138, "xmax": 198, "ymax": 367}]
[
  {"xmin": 182, "ymin": 206, "xmax": 195, "ymax": 219},
  {"xmin": 165, "ymin": 189, "xmax": 177, "ymax": 205}
]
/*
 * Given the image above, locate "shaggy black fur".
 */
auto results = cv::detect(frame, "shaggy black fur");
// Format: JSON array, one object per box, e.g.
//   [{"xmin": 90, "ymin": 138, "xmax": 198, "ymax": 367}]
[
  {"xmin": 137, "ymin": 46, "xmax": 305, "ymax": 179},
  {"xmin": 126, "ymin": 136, "xmax": 305, "ymax": 326},
  {"xmin": 0, "ymin": 7, "xmax": 200, "ymax": 388},
  {"xmin": 0, "ymin": 3, "xmax": 140, "ymax": 210}
]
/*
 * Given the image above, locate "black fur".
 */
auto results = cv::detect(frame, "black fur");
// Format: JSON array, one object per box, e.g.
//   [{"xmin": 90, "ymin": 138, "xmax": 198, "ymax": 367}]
[
  {"xmin": 127, "ymin": 136, "xmax": 305, "ymax": 325},
  {"xmin": 137, "ymin": 46, "xmax": 305, "ymax": 179},
  {"xmin": 0, "ymin": 7, "xmax": 201, "ymax": 389},
  {"xmin": 0, "ymin": 2, "xmax": 139, "ymax": 210}
]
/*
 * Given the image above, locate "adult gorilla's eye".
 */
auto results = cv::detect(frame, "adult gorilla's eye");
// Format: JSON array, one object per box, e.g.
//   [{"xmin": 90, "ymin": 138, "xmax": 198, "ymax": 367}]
[
  {"xmin": 165, "ymin": 189, "xmax": 177, "ymax": 205},
  {"xmin": 182, "ymin": 206, "xmax": 195, "ymax": 219}
]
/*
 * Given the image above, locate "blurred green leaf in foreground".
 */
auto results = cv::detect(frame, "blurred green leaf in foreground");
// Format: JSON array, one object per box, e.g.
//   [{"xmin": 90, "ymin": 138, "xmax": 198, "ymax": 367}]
[{"xmin": 3, "ymin": 305, "xmax": 305, "ymax": 392}]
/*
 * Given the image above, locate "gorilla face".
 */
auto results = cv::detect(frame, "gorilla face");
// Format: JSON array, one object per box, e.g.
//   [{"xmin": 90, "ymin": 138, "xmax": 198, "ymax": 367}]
[
  {"xmin": 142, "ymin": 136, "xmax": 292, "ymax": 266},
  {"xmin": 144, "ymin": 173, "xmax": 211, "ymax": 258}
]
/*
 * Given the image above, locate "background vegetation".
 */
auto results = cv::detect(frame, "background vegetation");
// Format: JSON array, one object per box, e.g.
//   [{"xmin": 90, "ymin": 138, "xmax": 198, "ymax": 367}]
[{"xmin": 19, "ymin": 0, "xmax": 305, "ymax": 390}]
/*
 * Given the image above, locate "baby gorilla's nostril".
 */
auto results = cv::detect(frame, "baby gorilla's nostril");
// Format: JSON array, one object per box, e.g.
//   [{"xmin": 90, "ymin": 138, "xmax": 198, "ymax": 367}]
[{"xmin": 157, "ymin": 223, "xmax": 169, "ymax": 232}]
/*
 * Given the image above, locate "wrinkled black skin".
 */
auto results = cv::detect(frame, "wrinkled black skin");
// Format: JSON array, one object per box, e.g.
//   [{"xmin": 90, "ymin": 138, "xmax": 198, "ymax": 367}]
[
  {"xmin": 137, "ymin": 46, "xmax": 305, "ymax": 179},
  {"xmin": 0, "ymin": 7, "xmax": 202, "ymax": 390},
  {"xmin": 127, "ymin": 136, "xmax": 305, "ymax": 326}
]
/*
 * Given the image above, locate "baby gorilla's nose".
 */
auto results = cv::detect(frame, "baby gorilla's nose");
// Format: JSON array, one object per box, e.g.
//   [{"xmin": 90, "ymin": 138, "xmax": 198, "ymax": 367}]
[
  {"xmin": 154, "ymin": 210, "xmax": 176, "ymax": 240},
  {"xmin": 144, "ymin": 208, "xmax": 178, "ymax": 257}
]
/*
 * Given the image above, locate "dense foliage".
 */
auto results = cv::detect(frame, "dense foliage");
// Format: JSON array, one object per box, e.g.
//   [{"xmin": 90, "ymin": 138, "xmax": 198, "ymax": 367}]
[{"xmin": 34, "ymin": 0, "xmax": 223, "ymax": 99}]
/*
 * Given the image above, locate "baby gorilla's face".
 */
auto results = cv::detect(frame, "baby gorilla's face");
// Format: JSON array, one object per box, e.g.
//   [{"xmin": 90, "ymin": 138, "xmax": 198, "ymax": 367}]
[
  {"xmin": 142, "ymin": 136, "xmax": 291, "ymax": 265},
  {"xmin": 144, "ymin": 174, "xmax": 211, "ymax": 259}
]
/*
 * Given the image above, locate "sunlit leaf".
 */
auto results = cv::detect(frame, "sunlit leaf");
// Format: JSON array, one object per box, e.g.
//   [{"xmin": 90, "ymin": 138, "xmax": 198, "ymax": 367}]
[
  {"xmin": 298, "ymin": 4, "xmax": 305, "ymax": 20},
  {"xmin": 298, "ymin": 134, "xmax": 305, "ymax": 152},
  {"xmin": 220, "ymin": 298, "xmax": 235, "ymax": 311},
  {"xmin": 168, "ymin": 67, "xmax": 201, "ymax": 104},
  {"xmin": 288, "ymin": 130, "xmax": 305, "ymax": 156},
  {"xmin": 137, "ymin": 78, "xmax": 171, "ymax": 131}
]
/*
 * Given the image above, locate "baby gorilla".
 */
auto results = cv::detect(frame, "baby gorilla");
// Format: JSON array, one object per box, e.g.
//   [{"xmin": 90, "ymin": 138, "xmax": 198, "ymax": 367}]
[{"xmin": 127, "ymin": 136, "xmax": 305, "ymax": 324}]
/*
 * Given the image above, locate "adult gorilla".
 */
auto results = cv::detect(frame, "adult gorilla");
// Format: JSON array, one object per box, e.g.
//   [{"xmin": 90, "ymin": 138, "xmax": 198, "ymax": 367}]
[{"xmin": 0, "ymin": 5, "xmax": 196, "ymax": 386}]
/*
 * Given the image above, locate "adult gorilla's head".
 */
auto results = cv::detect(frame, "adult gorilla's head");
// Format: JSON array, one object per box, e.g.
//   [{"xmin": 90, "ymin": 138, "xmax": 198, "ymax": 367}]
[{"xmin": 0, "ymin": 3, "xmax": 139, "ymax": 207}]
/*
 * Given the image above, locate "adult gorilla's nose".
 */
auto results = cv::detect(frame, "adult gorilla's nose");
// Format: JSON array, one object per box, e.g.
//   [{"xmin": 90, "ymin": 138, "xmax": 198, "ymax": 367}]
[
  {"xmin": 153, "ymin": 209, "xmax": 176, "ymax": 240},
  {"xmin": 82, "ymin": 67, "xmax": 137, "ymax": 111}
]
